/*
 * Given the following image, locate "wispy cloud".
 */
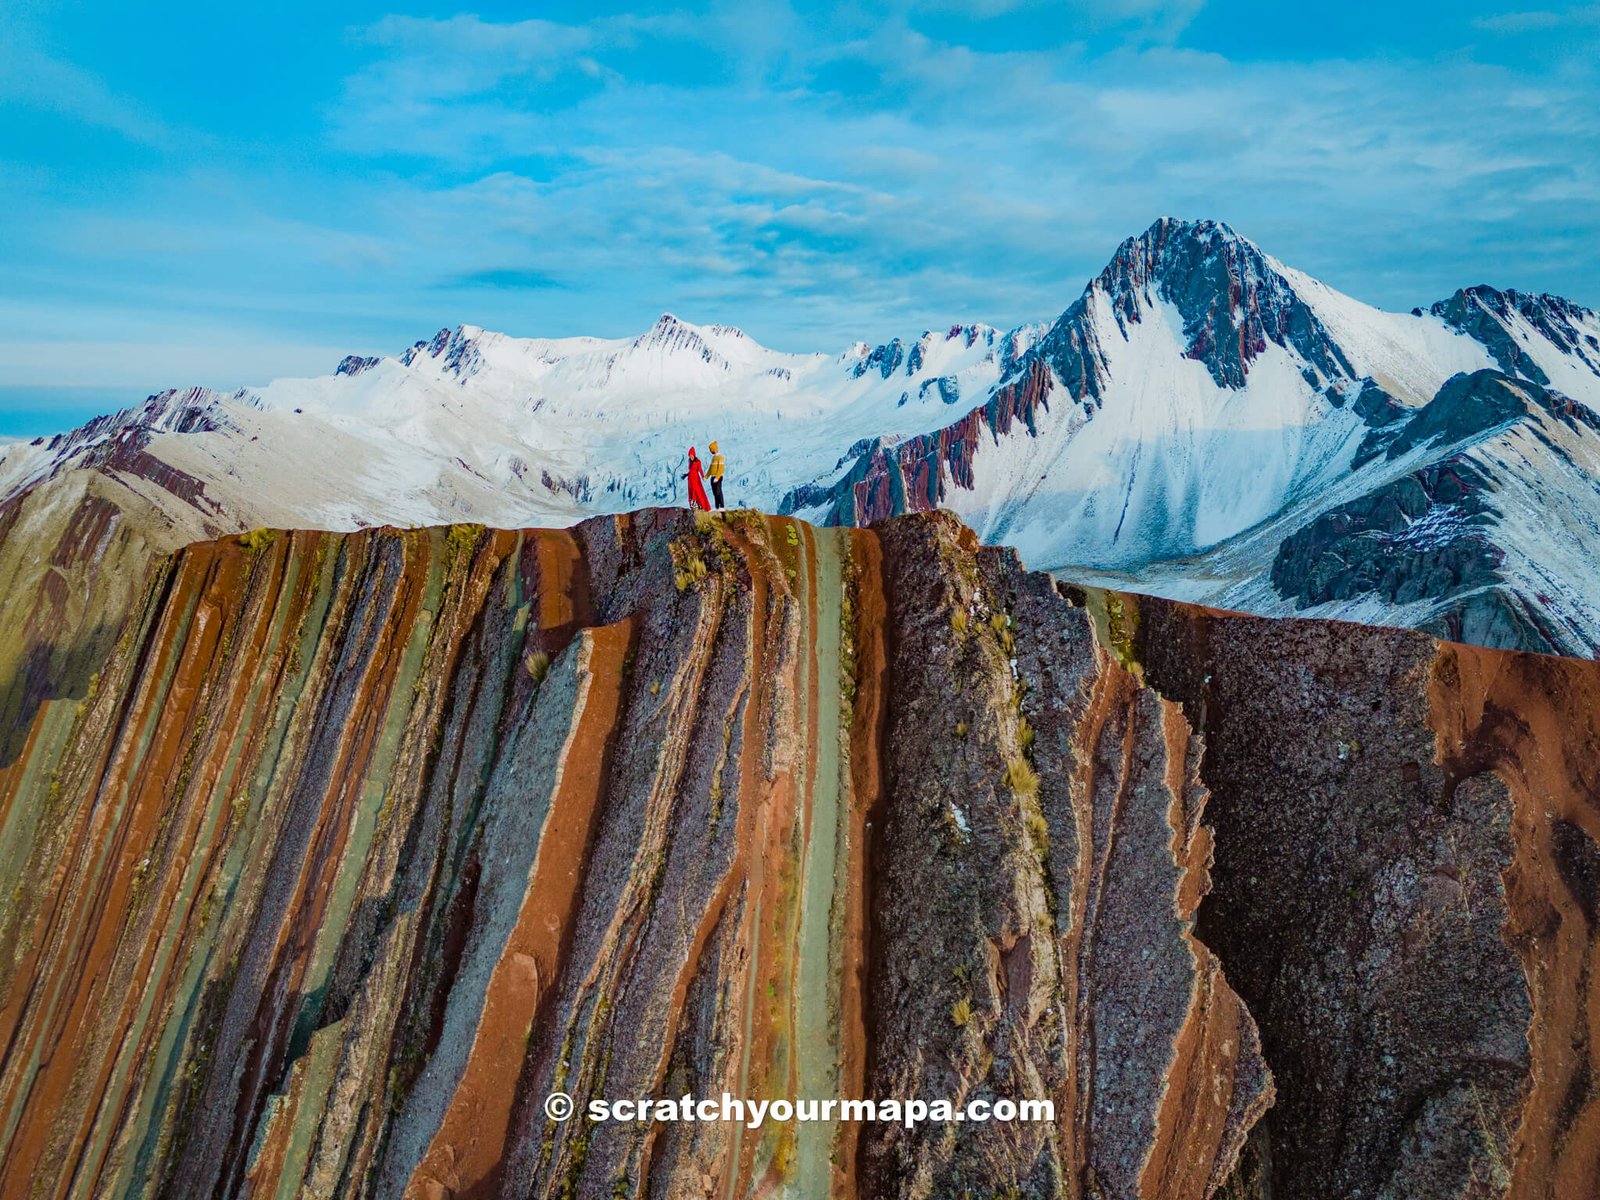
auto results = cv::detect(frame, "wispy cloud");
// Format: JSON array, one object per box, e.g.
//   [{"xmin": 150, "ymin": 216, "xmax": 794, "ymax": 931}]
[
  {"xmin": 1474, "ymin": 6, "xmax": 1600, "ymax": 32},
  {"xmin": 0, "ymin": 328, "xmax": 359, "ymax": 390},
  {"xmin": 312, "ymin": 8, "xmax": 1600, "ymax": 338},
  {"xmin": 0, "ymin": 22, "xmax": 174, "ymax": 147},
  {"xmin": 907, "ymin": 0, "xmax": 1207, "ymax": 39}
]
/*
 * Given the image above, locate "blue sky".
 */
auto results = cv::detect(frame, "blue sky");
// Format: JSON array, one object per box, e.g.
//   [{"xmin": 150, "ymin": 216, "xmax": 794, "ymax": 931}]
[{"xmin": 2, "ymin": 0, "xmax": 1598, "ymax": 437}]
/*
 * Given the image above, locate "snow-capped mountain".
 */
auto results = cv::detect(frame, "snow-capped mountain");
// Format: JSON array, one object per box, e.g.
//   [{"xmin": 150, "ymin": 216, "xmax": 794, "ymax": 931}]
[
  {"xmin": 0, "ymin": 312, "xmax": 1039, "ymax": 542},
  {"xmin": 5, "ymin": 218, "xmax": 1600, "ymax": 655},
  {"xmin": 786, "ymin": 219, "xmax": 1600, "ymax": 653}
]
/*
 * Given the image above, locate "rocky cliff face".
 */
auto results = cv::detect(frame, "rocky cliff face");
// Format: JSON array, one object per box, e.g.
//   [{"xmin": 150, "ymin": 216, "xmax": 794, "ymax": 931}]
[{"xmin": 0, "ymin": 509, "xmax": 1596, "ymax": 1199}]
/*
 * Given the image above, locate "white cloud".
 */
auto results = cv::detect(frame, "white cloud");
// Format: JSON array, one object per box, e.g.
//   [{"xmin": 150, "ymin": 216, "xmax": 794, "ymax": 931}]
[
  {"xmin": 0, "ymin": 23, "xmax": 174, "ymax": 146},
  {"xmin": 301, "ymin": 13, "xmax": 1600, "ymax": 340},
  {"xmin": 0, "ymin": 332, "xmax": 359, "ymax": 390},
  {"xmin": 1473, "ymin": 6, "xmax": 1600, "ymax": 33}
]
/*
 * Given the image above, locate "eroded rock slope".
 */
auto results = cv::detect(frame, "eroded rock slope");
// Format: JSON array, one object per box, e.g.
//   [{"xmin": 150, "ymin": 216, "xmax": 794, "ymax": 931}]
[{"xmin": 0, "ymin": 509, "xmax": 1594, "ymax": 1199}]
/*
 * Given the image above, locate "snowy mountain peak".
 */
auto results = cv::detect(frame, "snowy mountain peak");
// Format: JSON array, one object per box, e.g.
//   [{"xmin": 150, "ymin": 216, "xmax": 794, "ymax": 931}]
[
  {"xmin": 1086, "ymin": 216, "xmax": 1354, "ymax": 389},
  {"xmin": 400, "ymin": 325, "xmax": 485, "ymax": 380},
  {"xmin": 940, "ymin": 322, "xmax": 999, "ymax": 346},
  {"xmin": 335, "ymin": 355, "xmax": 382, "ymax": 377},
  {"xmin": 1132, "ymin": 215, "xmax": 1248, "ymax": 257},
  {"xmin": 847, "ymin": 322, "xmax": 1030, "ymax": 384},
  {"xmin": 645, "ymin": 310, "xmax": 687, "ymax": 334},
  {"xmin": 629, "ymin": 312, "xmax": 735, "ymax": 370},
  {"xmin": 852, "ymin": 337, "xmax": 909, "ymax": 379},
  {"xmin": 1095, "ymin": 217, "xmax": 1257, "ymax": 295},
  {"xmin": 1440, "ymin": 285, "xmax": 1595, "ymax": 328},
  {"xmin": 907, "ymin": 324, "xmax": 998, "ymax": 370},
  {"xmin": 1429, "ymin": 285, "xmax": 1600, "ymax": 390}
]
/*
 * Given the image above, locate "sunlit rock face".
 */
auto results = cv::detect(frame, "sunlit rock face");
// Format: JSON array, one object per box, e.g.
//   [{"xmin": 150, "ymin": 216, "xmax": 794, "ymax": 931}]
[{"xmin": 0, "ymin": 508, "xmax": 1597, "ymax": 1199}]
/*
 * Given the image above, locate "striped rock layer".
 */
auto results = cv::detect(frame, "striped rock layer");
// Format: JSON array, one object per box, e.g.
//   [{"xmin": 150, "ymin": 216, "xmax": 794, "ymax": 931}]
[{"xmin": 0, "ymin": 509, "xmax": 1595, "ymax": 1199}]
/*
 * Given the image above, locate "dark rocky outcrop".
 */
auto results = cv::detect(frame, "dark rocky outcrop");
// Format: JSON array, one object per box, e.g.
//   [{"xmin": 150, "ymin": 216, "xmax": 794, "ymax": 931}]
[
  {"xmin": 1092, "ymin": 218, "xmax": 1355, "ymax": 390},
  {"xmin": 1380, "ymin": 370, "xmax": 1600, "ymax": 462},
  {"xmin": 1270, "ymin": 460, "xmax": 1503, "ymax": 607},
  {"xmin": 1273, "ymin": 370, "xmax": 1597, "ymax": 654},
  {"xmin": 336, "ymin": 355, "xmax": 383, "ymax": 377},
  {"xmin": 1430, "ymin": 287, "xmax": 1600, "ymax": 387},
  {"xmin": 400, "ymin": 326, "xmax": 486, "ymax": 379},
  {"xmin": 1350, "ymin": 377, "xmax": 1408, "ymax": 429},
  {"xmin": 853, "ymin": 338, "xmax": 907, "ymax": 379}
]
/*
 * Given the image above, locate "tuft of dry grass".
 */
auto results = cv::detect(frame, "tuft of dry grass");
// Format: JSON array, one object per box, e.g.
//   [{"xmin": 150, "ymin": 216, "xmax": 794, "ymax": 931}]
[
  {"xmin": 1003, "ymin": 756, "xmax": 1039, "ymax": 799},
  {"xmin": 672, "ymin": 545, "xmax": 709, "ymax": 591}
]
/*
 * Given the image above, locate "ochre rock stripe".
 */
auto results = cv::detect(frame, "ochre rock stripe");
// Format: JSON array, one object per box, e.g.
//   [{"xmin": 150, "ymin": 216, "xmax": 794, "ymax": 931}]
[
  {"xmin": 837, "ymin": 528, "xmax": 888, "ymax": 1199},
  {"xmin": 0, "ymin": 545, "xmax": 237, "ymax": 1193},
  {"xmin": 407, "ymin": 620, "xmax": 630, "ymax": 1197},
  {"xmin": 1428, "ymin": 643, "xmax": 1600, "ymax": 1197}
]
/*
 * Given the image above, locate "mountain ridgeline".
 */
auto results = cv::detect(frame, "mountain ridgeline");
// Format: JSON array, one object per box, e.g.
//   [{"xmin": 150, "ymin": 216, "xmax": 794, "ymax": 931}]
[
  {"xmin": 0, "ymin": 508, "xmax": 1599, "ymax": 1198},
  {"xmin": 5, "ymin": 218, "xmax": 1600, "ymax": 666}
]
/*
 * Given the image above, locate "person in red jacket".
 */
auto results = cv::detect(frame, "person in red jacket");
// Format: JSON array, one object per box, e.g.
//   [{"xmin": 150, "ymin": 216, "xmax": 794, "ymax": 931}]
[{"xmin": 684, "ymin": 447, "xmax": 711, "ymax": 511}]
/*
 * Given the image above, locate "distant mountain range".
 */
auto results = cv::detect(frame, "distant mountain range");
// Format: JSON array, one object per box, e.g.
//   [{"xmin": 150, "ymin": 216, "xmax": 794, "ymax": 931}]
[{"xmin": 5, "ymin": 217, "xmax": 1600, "ymax": 655}]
